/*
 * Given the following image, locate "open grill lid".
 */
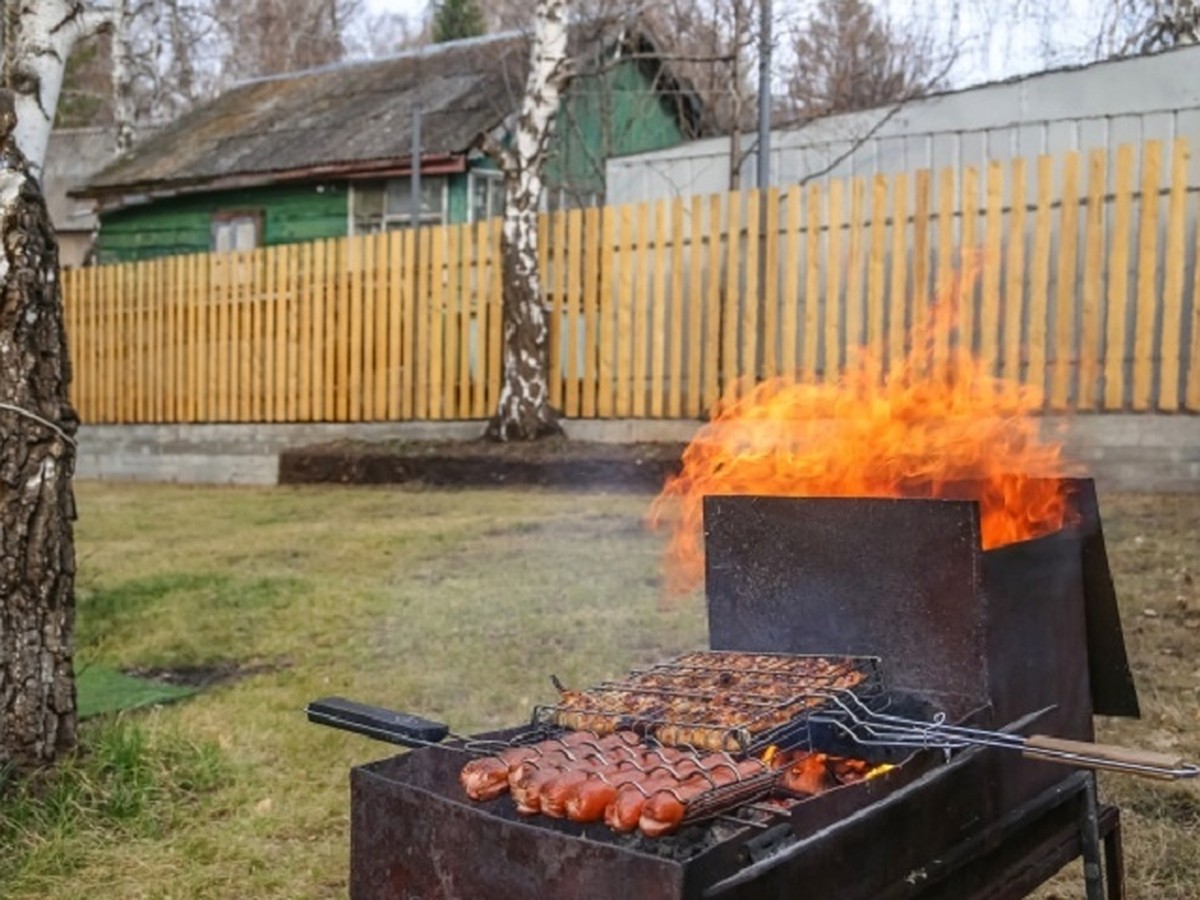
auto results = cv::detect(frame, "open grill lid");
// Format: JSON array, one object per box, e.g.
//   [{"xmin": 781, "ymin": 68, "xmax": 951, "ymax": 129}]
[{"xmin": 702, "ymin": 478, "xmax": 1139, "ymax": 727}]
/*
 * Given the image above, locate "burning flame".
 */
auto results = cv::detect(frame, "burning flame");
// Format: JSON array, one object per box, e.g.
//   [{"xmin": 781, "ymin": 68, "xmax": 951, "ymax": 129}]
[{"xmin": 650, "ymin": 276, "xmax": 1074, "ymax": 594}]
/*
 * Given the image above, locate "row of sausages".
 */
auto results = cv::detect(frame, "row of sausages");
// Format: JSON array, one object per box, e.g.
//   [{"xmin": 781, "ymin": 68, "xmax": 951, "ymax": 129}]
[{"xmin": 459, "ymin": 730, "xmax": 769, "ymax": 837}]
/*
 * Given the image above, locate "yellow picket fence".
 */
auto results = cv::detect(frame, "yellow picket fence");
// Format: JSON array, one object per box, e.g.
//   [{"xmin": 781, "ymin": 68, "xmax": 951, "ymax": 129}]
[{"xmin": 63, "ymin": 137, "xmax": 1200, "ymax": 424}]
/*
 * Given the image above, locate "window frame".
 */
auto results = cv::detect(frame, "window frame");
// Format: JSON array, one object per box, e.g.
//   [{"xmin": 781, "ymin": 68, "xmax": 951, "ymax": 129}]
[
  {"xmin": 210, "ymin": 210, "xmax": 263, "ymax": 253},
  {"xmin": 349, "ymin": 177, "xmax": 449, "ymax": 234}
]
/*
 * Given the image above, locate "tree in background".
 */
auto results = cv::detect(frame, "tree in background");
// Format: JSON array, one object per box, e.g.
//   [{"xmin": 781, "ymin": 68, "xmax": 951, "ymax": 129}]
[
  {"xmin": 213, "ymin": 0, "xmax": 359, "ymax": 80},
  {"xmin": 482, "ymin": 0, "xmax": 571, "ymax": 440},
  {"xmin": 1094, "ymin": 0, "xmax": 1199, "ymax": 54},
  {"xmin": 782, "ymin": 0, "xmax": 950, "ymax": 122},
  {"xmin": 431, "ymin": 0, "xmax": 487, "ymax": 43}
]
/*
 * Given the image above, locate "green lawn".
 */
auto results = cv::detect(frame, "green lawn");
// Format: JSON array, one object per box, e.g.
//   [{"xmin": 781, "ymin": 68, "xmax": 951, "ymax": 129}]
[{"xmin": 2, "ymin": 484, "xmax": 1197, "ymax": 899}]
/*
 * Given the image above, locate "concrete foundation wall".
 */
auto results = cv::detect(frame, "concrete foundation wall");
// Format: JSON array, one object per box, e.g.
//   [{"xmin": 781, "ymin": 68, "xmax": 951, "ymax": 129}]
[{"xmin": 75, "ymin": 416, "xmax": 1200, "ymax": 492}]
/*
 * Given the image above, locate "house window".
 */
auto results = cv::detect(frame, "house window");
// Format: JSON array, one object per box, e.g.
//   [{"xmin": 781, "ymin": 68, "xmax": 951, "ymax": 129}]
[
  {"xmin": 211, "ymin": 212, "xmax": 261, "ymax": 253},
  {"xmin": 351, "ymin": 177, "xmax": 447, "ymax": 233},
  {"xmin": 469, "ymin": 170, "xmax": 505, "ymax": 222}
]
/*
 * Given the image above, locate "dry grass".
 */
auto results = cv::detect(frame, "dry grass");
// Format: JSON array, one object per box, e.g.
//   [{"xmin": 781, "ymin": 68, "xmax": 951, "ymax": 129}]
[{"xmin": 1, "ymin": 484, "xmax": 1196, "ymax": 899}]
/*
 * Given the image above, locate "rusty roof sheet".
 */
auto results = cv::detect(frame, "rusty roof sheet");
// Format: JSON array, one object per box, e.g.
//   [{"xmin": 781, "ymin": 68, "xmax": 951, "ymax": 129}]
[{"xmin": 83, "ymin": 32, "xmax": 533, "ymax": 197}]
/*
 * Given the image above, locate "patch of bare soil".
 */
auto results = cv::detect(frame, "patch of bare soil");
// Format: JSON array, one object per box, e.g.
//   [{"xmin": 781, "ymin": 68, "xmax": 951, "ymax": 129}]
[
  {"xmin": 278, "ymin": 436, "xmax": 687, "ymax": 491},
  {"xmin": 122, "ymin": 660, "xmax": 283, "ymax": 688}
]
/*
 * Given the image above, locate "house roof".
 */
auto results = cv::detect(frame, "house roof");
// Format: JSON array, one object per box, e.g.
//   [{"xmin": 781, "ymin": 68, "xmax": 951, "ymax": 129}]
[
  {"xmin": 78, "ymin": 25, "xmax": 699, "ymax": 205},
  {"xmin": 45, "ymin": 127, "xmax": 115, "ymax": 233}
]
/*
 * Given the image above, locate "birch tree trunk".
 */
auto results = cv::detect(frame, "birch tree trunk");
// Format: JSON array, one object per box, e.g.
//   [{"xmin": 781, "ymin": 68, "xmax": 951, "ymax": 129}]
[
  {"xmin": 483, "ymin": 0, "xmax": 570, "ymax": 441},
  {"xmin": 0, "ymin": 92, "xmax": 79, "ymax": 770}
]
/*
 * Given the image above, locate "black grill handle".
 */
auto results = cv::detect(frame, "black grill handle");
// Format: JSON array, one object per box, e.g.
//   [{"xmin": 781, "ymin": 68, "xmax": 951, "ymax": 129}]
[{"xmin": 306, "ymin": 696, "xmax": 449, "ymax": 748}]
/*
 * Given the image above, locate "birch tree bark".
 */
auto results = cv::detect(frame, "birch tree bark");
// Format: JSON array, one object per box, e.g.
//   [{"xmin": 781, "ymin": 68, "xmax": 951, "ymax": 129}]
[
  {"xmin": 483, "ymin": 0, "xmax": 570, "ymax": 441},
  {"xmin": 0, "ymin": 91, "xmax": 79, "ymax": 770}
]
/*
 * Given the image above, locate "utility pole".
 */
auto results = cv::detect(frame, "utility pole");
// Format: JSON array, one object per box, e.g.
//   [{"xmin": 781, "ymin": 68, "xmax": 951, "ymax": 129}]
[
  {"xmin": 757, "ymin": 0, "xmax": 772, "ymax": 188},
  {"xmin": 411, "ymin": 102, "xmax": 423, "ymax": 229}
]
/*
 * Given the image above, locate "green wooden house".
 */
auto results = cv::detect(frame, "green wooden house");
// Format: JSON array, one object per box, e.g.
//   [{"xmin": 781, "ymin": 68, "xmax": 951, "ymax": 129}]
[{"xmin": 76, "ymin": 27, "xmax": 700, "ymax": 263}]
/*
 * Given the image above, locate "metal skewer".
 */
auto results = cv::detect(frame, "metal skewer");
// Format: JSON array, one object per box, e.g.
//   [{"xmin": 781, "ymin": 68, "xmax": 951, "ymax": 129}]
[{"xmin": 806, "ymin": 689, "xmax": 1200, "ymax": 781}]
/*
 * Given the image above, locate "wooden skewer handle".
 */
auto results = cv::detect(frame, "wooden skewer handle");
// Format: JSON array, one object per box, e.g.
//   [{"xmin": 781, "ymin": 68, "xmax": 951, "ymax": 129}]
[{"xmin": 1023, "ymin": 734, "xmax": 1186, "ymax": 780}]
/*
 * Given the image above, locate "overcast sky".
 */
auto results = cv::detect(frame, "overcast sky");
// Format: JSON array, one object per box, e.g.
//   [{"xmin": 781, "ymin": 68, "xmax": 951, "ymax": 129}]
[{"xmin": 363, "ymin": 0, "xmax": 1102, "ymax": 88}]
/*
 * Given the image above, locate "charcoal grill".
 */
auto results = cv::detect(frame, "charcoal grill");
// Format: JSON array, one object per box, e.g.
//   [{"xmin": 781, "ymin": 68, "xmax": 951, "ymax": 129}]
[{"xmin": 310, "ymin": 478, "xmax": 1190, "ymax": 900}]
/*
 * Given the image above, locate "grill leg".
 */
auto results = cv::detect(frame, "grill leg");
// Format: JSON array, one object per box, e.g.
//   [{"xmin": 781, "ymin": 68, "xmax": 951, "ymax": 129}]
[
  {"xmin": 1079, "ymin": 774, "xmax": 1104, "ymax": 900},
  {"xmin": 1103, "ymin": 810, "xmax": 1125, "ymax": 900}
]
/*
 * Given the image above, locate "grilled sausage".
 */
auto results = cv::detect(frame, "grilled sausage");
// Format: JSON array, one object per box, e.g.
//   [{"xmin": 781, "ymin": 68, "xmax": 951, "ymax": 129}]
[{"xmin": 638, "ymin": 758, "xmax": 767, "ymax": 837}]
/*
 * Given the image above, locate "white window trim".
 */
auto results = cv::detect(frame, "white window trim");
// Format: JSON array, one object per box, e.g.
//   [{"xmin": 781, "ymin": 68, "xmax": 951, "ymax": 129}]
[
  {"xmin": 468, "ymin": 169, "xmax": 505, "ymax": 223},
  {"xmin": 349, "ymin": 177, "xmax": 449, "ymax": 234}
]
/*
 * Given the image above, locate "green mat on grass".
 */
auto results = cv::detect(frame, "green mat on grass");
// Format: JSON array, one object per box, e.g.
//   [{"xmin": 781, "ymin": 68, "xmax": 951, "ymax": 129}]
[{"xmin": 76, "ymin": 665, "xmax": 198, "ymax": 719}]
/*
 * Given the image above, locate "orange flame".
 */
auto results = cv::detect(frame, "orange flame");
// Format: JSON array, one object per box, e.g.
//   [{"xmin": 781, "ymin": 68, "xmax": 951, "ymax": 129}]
[{"xmin": 650, "ymin": 279, "xmax": 1074, "ymax": 595}]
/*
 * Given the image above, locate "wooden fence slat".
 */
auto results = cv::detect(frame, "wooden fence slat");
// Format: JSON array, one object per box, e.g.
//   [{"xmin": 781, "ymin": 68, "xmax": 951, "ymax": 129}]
[
  {"xmin": 387, "ymin": 230, "xmax": 403, "ymax": 420},
  {"xmin": 934, "ymin": 167, "xmax": 956, "ymax": 373},
  {"xmin": 414, "ymin": 230, "xmax": 430, "ymax": 418},
  {"xmin": 582, "ymin": 206, "xmax": 600, "ymax": 417},
  {"xmin": 150, "ymin": 259, "xmax": 162, "ymax": 422},
  {"xmin": 196, "ymin": 256, "xmax": 209, "ymax": 421},
  {"xmin": 431, "ymin": 228, "xmax": 448, "ymax": 419},
  {"xmin": 665, "ymin": 197, "xmax": 685, "ymax": 416},
  {"xmin": 309, "ymin": 241, "xmax": 326, "ymax": 420},
  {"xmin": 1080, "ymin": 149, "xmax": 1108, "ymax": 410},
  {"xmin": 298, "ymin": 242, "xmax": 314, "ymax": 420},
  {"xmin": 825, "ymin": 180, "xmax": 844, "ymax": 381},
  {"xmin": 250, "ymin": 250, "xmax": 265, "ymax": 422},
  {"xmin": 1158, "ymin": 138, "xmax": 1189, "ymax": 410},
  {"xmin": 441, "ymin": 225, "xmax": 460, "ymax": 420},
  {"xmin": 261, "ymin": 246, "xmax": 276, "ymax": 421},
  {"xmin": 686, "ymin": 195, "xmax": 704, "ymax": 415},
  {"xmin": 762, "ymin": 187, "xmax": 780, "ymax": 379},
  {"xmin": 130, "ymin": 261, "xmax": 142, "ymax": 422},
  {"xmin": 353, "ymin": 238, "xmax": 368, "ymax": 420},
  {"xmin": 741, "ymin": 190, "xmax": 760, "ymax": 391},
  {"xmin": 401, "ymin": 230, "xmax": 417, "ymax": 420},
  {"xmin": 632, "ymin": 202, "xmax": 649, "ymax": 417},
  {"xmin": 980, "ymin": 162, "xmax": 1004, "ymax": 373},
  {"xmin": 1028, "ymin": 156, "xmax": 1054, "ymax": 397},
  {"xmin": 912, "ymin": 170, "xmax": 931, "ymax": 372},
  {"xmin": 1051, "ymin": 151, "xmax": 1080, "ymax": 410},
  {"xmin": 1003, "ymin": 159, "xmax": 1027, "ymax": 382},
  {"xmin": 348, "ymin": 236, "xmax": 365, "ymax": 420},
  {"xmin": 650, "ymin": 199, "xmax": 668, "ymax": 417},
  {"xmin": 554, "ymin": 209, "xmax": 570, "ymax": 412},
  {"xmin": 616, "ymin": 205, "xmax": 636, "ymax": 416},
  {"xmin": 845, "ymin": 178, "xmax": 866, "ymax": 354},
  {"xmin": 219, "ymin": 257, "xmax": 233, "ymax": 420},
  {"xmin": 867, "ymin": 175, "xmax": 887, "ymax": 363},
  {"xmin": 597, "ymin": 206, "xmax": 616, "ymax": 417},
  {"xmin": 564, "ymin": 209, "xmax": 583, "ymax": 417},
  {"xmin": 959, "ymin": 166, "xmax": 978, "ymax": 363},
  {"xmin": 887, "ymin": 173, "xmax": 908, "ymax": 375},
  {"xmin": 240, "ymin": 252, "xmax": 255, "ymax": 421},
  {"xmin": 804, "ymin": 184, "xmax": 821, "ymax": 380},
  {"xmin": 1132, "ymin": 141, "xmax": 1162, "ymax": 411},
  {"xmin": 781, "ymin": 185, "xmax": 801, "ymax": 380},
  {"xmin": 542, "ymin": 213, "xmax": 559, "ymax": 410},
  {"xmin": 723, "ymin": 192, "xmax": 742, "ymax": 395},
  {"xmin": 704, "ymin": 194, "xmax": 722, "ymax": 410},
  {"xmin": 1189, "ymin": 186, "xmax": 1200, "ymax": 411},
  {"xmin": 456, "ymin": 225, "xmax": 473, "ymax": 419},
  {"xmin": 663, "ymin": 198, "xmax": 682, "ymax": 416},
  {"xmin": 280, "ymin": 244, "xmax": 295, "ymax": 421},
  {"xmin": 285, "ymin": 245, "xmax": 298, "ymax": 420},
  {"xmin": 486, "ymin": 220, "xmax": 503, "ymax": 416},
  {"xmin": 1105, "ymin": 148, "xmax": 1134, "ymax": 410}
]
